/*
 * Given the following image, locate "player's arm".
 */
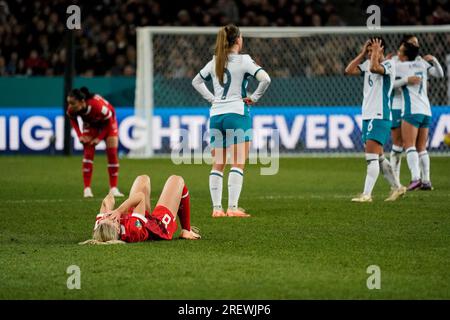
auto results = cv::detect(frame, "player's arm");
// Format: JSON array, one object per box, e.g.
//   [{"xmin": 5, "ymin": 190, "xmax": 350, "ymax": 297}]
[
  {"xmin": 423, "ymin": 55, "xmax": 444, "ymax": 78},
  {"xmin": 344, "ymin": 40, "xmax": 371, "ymax": 75},
  {"xmin": 89, "ymin": 103, "xmax": 115, "ymax": 145},
  {"xmin": 369, "ymin": 38, "xmax": 385, "ymax": 75},
  {"xmin": 100, "ymin": 192, "xmax": 115, "ymax": 214},
  {"xmin": 67, "ymin": 110, "xmax": 82, "ymax": 137},
  {"xmin": 394, "ymin": 76, "xmax": 421, "ymax": 88},
  {"xmin": 111, "ymin": 192, "xmax": 146, "ymax": 217},
  {"xmin": 192, "ymin": 60, "xmax": 215, "ymax": 103},
  {"xmin": 244, "ymin": 69, "xmax": 271, "ymax": 105},
  {"xmin": 192, "ymin": 74, "xmax": 215, "ymax": 103}
]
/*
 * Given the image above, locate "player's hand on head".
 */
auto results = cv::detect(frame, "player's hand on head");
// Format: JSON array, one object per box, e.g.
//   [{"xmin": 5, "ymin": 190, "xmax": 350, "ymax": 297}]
[
  {"xmin": 361, "ymin": 39, "xmax": 371, "ymax": 54},
  {"xmin": 423, "ymin": 54, "xmax": 434, "ymax": 62}
]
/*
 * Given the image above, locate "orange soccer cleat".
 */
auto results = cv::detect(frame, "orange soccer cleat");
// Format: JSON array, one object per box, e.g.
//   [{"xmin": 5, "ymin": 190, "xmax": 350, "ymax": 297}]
[
  {"xmin": 226, "ymin": 208, "xmax": 251, "ymax": 218},
  {"xmin": 212, "ymin": 209, "xmax": 226, "ymax": 218}
]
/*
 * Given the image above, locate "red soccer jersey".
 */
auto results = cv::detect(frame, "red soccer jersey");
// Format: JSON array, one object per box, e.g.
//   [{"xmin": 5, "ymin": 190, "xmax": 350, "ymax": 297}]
[{"xmin": 67, "ymin": 94, "xmax": 116, "ymax": 137}]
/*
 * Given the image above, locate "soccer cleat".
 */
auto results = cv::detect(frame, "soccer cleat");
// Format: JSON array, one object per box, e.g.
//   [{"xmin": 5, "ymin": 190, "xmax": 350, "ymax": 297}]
[
  {"xmin": 179, "ymin": 226, "xmax": 201, "ymax": 240},
  {"xmin": 110, "ymin": 187, "xmax": 124, "ymax": 197},
  {"xmin": 420, "ymin": 181, "xmax": 434, "ymax": 191},
  {"xmin": 226, "ymin": 208, "xmax": 251, "ymax": 217},
  {"xmin": 212, "ymin": 209, "xmax": 226, "ymax": 218},
  {"xmin": 84, "ymin": 187, "xmax": 94, "ymax": 198},
  {"xmin": 351, "ymin": 194, "xmax": 372, "ymax": 202},
  {"xmin": 407, "ymin": 179, "xmax": 422, "ymax": 191},
  {"xmin": 385, "ymin": 185, "xmax": 407, "ymax": 201}
]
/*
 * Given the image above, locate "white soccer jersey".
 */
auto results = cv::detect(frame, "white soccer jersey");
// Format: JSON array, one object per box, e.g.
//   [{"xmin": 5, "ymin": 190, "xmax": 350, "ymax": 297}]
[
  {"xmin": 395, "ymin": 56, "xmax": 432, "ymax": 116},
  {"xmin": 198, "ymin": 54, "xmax": 262, "ymax": 116},
  {"xmin": 391, "ymin": 55, "xmax": 404, "ymax": 111},
  {"xmin": 358, "ymin": 59, "xmax": 396, "ymax": 120}
]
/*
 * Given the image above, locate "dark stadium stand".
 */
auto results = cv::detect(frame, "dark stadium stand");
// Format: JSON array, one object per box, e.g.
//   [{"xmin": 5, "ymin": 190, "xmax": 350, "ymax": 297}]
[{"xmin": 0, "ymin": 0, "xmax": 449, "ymax": 77}]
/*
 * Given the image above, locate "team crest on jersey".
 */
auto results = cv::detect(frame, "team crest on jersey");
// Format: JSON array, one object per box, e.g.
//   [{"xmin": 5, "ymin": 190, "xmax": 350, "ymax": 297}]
[{"xmin": 135, "ymin": 220, "xmax": 142, "ymax": 228}]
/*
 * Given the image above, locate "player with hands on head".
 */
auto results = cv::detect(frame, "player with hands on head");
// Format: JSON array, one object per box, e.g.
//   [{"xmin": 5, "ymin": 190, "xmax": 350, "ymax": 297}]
[
  {"xmin": 345, "ymin": 37, "xmax": 407, "ymax": 202},
  {"xmin": 80, "ymin": 174, "xmax": 200, "ymax": 245}
]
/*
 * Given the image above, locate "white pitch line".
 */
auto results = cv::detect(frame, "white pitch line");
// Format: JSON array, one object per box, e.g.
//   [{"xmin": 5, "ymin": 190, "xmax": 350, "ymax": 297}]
[{"xmin": 2, "ymin": 198, "xmax": 100, "ymax": 204}]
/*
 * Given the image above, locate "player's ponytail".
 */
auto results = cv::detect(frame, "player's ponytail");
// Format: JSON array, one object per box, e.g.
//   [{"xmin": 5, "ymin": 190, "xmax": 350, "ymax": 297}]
[
  {"xmin": 68, "ymin": 87, "xmax": 94, "ymax": 101},
  {"xmin": 80, "ymin": 86, "xmax": 94, "ymax": 99},
  {"xmin": 215, "ymin": 24, "xmax": 240, "ymax": 86}
]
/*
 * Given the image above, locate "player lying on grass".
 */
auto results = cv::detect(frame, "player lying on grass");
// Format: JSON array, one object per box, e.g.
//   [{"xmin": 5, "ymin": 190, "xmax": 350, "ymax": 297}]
[
  {"xmin": 79, "ymin": 175, "xmax": 201, "ymax": 245},
  {"xmin": 67, "ymin": 87, "xmax": 124, "ymax": 198},
  {"xmin": 345, "ymin": 38, "xmax": 407, "ymax": 202}
]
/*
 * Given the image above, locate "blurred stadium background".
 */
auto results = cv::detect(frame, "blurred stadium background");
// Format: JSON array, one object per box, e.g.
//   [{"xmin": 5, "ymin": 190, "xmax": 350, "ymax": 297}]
[{"xmin": 0, "ymin": 0, "xmax": 449, "ymax": 156}]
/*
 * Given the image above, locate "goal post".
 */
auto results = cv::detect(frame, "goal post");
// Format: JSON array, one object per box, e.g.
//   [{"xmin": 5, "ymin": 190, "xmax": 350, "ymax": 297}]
[{"xmin": 133, "ymin": 25, "xmax": 450, "ymax": 157}]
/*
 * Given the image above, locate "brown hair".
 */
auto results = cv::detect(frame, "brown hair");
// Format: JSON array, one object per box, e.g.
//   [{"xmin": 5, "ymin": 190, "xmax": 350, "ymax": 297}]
[{"xmin": 215, "ymin": 24, "xmax": 240, "ymax": 86}]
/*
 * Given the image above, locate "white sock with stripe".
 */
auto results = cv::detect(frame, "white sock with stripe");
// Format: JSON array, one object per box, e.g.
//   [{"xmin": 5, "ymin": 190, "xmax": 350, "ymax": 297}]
[
  {"xmin": 228, "ymin": 167, "xmax": 244, "ymax": 210},
  {"xmin": 379, "ymin": 155, "xmax": 400, "ymax": 189},
  {"xmin": 390, "ymin": 144, "xmax": 403, "ymax": 184},
  {"xmin": 419, "ymin": 151, "xmax": 430, "ymax": 183},
  {"xmin": 406, "ymin": 147, "xmax": 420, "ymax": 181},
  {"xmin": 363, "ymin": 153, "xmax": 380, "ymax": 196},
  {"xmin": 209, "ymin": 170, "xmax": 223, "ymax": 210}
]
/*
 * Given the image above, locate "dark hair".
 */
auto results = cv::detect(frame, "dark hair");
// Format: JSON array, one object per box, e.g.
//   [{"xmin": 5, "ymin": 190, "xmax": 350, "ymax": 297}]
[
  {"xmin": 403, "ymin": 42, "xmax": 420, "ymax": 61},
  {"xmin": 400, "ymin": 34, "xmax": 416, "ymax": 46},
  {"xmin": 68, "ymin": 87, "xmax": 94, "ymax": 101},
  {"xmin": 370, "ymin": 36, "xmax": 386, "ymax": 52},
  {"xmin": 215, "ymin": 24, "xmax": 240, "ymax": 86}
]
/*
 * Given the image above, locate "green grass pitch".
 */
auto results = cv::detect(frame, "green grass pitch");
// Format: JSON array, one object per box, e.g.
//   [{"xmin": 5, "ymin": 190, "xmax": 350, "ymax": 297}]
[{"xmin": 0, "ymin": 155, "xmax": 449, "ymax": 299}]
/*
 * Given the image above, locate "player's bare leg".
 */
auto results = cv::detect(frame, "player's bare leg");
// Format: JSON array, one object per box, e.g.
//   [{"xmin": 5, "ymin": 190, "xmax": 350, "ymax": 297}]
[
  {"xmin": 128, "ymin": 175, "xmax": 151, "ymax": 212},
  {"xmin": 226, "ymin": 141, "xmax": 251, "ymax": 217},
  {"xmin": 106, "ymin": 136, "xmax": 123, "ymax": 197},
  {"xmin": 402, "ymin": 121, "xmax": 421, "ymax": 190},
  {"xmin": 417, "ymin": 128, "xmax": 432, "ymax": 190},
  {"xmin": 210, "ymin": 147, "xmax": 226, "ymax": 217},
  {"xmin": 155, "ymin": 175, "xmax": 200, "ymax": 239}
]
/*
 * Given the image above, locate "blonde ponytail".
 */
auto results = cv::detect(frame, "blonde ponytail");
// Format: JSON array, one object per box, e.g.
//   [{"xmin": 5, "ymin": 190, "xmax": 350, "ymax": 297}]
[
  {"xmin": 215, "ymin": 24, "xmax": 240, "ymax": 86},
  {"xmin": 79, "ymin": 221, "xmax": 124, "ymax": 245}
]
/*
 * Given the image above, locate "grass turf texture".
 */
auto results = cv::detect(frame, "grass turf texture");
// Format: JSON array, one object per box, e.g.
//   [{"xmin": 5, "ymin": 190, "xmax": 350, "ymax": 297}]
[{"xmin": 0, "ymin": 156, "xmax": 449, "ymax": 299}]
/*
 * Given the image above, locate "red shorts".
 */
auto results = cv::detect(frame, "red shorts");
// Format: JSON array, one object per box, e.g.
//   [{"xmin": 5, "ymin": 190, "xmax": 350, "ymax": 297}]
[
  {"xmin": 82, "ymin": 119, "xmax": 118, "ymax": 139},
  {"xmin": 146, "ymin": 205, "xmax": 178, "ymax": 240}
]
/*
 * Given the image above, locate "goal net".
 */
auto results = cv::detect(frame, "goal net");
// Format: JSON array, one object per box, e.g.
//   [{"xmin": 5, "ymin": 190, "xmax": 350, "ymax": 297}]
[{"xmin": 132, "ymin": 26, "xmax": 450, "ymax": 157}]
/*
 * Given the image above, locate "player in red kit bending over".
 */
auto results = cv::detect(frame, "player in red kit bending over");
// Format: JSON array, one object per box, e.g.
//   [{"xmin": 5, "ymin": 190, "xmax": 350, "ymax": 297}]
[
  {"xmin": 80, "ymin": 174, "xmax": 201, "ymax": 244},
  {"xmin": 67, "ymin": 87, "xmax": 124, "ymax": 198}
]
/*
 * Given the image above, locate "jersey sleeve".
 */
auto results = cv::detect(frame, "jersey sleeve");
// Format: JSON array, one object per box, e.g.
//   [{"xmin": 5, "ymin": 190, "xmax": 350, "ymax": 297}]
[
  {"xmin": 381, "ymin": 59, "xmax": 394, "ymax": 75},
  {"xmin": 199, "ymin": 60, "xmax": 213, "ymax": 81},
  {"xmin": 89, "ymin": 97, "xmax": 114, "ymax": 121},
  {"xmin": 244, "ymin": 55, "xmax": 263, "ymax": 77},
  {"xmin": 357, "ymin": 60, "xmax": 369, "ymax": 74}
]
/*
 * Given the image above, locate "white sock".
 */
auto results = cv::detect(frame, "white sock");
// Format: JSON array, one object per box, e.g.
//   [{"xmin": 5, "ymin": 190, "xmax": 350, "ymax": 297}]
[
  {"xmin": 209, "ymin": 170, "xmax": 223, "ymax": 210},
  {"xmin": 390, "ymin": 144, "xmax": 403, "ymax": 184},
  {"xmin": 228, "ymin": 167, "xmax": 244, "ymax": 210},
  {"xmin": 363, "ymin": 153, "xmax": 380, "ymax": 196},
  {"xmin": 406, "ymin": 147, "xmax": 421, "ymax": 181},
  {"xmin": 379, "ymin": 155, "xmax": 400, "ymax": 189},
  {"xmin": 419, "ymin": 151, "xmax": 430, "ymax": 183}
]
